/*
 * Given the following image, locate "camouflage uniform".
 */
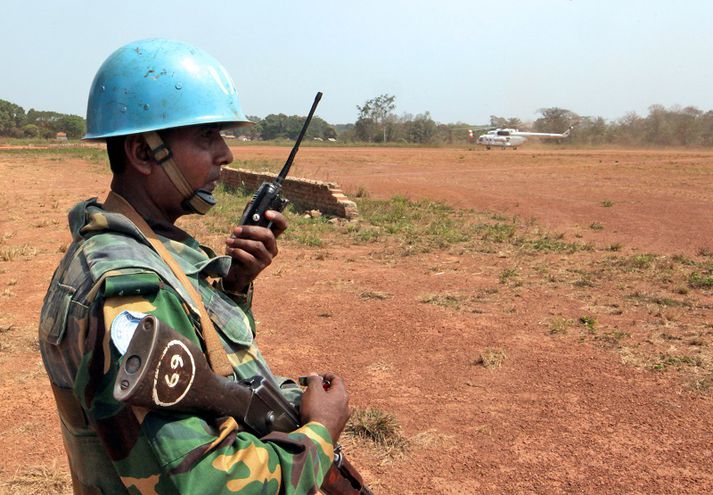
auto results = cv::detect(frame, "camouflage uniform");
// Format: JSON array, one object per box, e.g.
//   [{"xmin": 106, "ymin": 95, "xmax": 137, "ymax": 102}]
[{"xmin": 39, "ymin": 198, "xmax": 334, "ymax": 494}]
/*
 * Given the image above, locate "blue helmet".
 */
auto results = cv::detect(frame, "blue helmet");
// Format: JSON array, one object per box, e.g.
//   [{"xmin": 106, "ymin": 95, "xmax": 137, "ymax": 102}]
[{"xmin": 84, "ymin": 38, "xmax": 251, "ymax": 140}]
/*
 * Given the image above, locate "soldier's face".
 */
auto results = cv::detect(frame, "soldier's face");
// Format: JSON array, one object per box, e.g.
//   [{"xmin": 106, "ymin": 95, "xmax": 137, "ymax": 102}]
[{"xmin": 162, "ymin": 124, "xmax": 234, "ymax": 196}]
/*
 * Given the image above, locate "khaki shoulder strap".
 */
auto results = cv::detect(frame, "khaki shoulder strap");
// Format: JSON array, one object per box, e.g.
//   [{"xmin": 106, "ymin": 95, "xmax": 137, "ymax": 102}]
[{"xmin": 103, "ymin": 191, "xmax": 234, "ymax": 376}]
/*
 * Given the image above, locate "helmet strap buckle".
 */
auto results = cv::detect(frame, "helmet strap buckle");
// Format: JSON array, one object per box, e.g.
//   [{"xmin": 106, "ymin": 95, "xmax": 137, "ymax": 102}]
[{"xmin": 147, "ymin": 142, "xmax": 173, "ymax": 165}]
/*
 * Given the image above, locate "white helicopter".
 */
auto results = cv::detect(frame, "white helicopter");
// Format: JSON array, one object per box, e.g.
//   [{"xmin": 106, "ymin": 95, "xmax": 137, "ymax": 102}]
[{"xmin": 469, "ymin": 127, "xmax": 572, "ymax": 150}]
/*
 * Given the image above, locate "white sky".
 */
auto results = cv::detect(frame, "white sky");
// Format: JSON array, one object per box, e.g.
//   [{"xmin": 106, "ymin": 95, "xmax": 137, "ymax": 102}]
[{"xmin": 2, "ymin": 0, "xmax": 713, "ymax": 125}]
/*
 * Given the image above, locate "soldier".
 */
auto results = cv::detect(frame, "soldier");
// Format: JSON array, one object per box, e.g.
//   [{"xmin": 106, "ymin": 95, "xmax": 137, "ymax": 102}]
[{"xmin": 39, "ymin": 38, "xmax": 351, "ymax": 494}]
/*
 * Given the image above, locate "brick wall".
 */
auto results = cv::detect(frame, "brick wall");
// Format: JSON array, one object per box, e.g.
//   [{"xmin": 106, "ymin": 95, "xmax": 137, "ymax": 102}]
[{"xmin": 220, "ymin": 167, "xmax": 359, "ymax": 219}]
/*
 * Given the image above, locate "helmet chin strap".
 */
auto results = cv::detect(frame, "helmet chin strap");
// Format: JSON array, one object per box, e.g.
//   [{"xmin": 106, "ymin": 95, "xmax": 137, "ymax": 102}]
[{"xmin": 143, "ymin": 131, "xmax": 216, "ymax": 215}]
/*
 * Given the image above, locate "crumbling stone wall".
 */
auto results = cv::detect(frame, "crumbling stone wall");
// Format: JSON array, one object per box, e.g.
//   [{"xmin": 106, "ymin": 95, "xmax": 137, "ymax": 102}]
[{"xmin": 220, "ymin": 167, "xmax": 359, "ymax": 219}]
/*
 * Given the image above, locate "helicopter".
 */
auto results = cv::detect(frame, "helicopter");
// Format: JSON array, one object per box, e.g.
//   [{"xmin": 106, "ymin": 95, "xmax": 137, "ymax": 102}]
[{"xmin": 469, "ymin": 127, "xmax": 572, "ymax": 150}]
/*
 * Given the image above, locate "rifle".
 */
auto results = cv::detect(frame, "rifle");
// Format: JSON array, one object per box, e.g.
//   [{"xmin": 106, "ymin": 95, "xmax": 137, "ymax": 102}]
[
  {"xmin": 239, "ymin": 92, "xmax": 322, "ymax": 230},
  {"xmin": 113, "ymin": 315, "xmax": 371, "ymax": 495}
]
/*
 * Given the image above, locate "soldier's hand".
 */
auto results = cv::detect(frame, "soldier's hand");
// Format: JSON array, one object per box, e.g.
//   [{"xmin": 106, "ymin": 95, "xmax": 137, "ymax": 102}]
[
  {"xmin": 300, "ymin": 373, "xmax": 351, "ymax": 444},
  {"xmin": 223, "ymin": 210, "xmax": 288, "ymax": 292}
]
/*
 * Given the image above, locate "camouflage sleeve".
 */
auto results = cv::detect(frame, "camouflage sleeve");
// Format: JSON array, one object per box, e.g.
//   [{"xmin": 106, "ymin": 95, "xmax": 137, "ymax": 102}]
[
  {"xmin": 217, "ymin": 280, "xmax": 254, "ymax": 312},
  {"xmin": 122, "ymin": 413, "xmax": 333, "ymax": 494},
  {"xmin": 86, "ymin": 280, "xmax": 334, "ymax": 494}
]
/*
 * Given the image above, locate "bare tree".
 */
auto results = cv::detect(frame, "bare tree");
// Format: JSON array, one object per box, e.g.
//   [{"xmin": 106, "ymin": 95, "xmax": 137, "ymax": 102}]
[{"xmin": 357, "ymin": 94, "xmax": 396, "ymax": 142}]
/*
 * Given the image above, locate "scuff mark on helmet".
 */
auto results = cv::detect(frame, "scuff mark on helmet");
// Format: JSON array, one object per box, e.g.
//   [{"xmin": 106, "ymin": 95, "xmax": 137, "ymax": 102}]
[{"xmin": 144, "ymin": 69, "xmax": 168, "ymax": 80}]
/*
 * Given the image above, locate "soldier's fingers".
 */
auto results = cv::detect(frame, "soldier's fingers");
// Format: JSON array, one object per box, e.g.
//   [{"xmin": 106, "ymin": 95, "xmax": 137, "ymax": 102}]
[
  {"xmin": 230, "ymin": 225, "xmax": 278, "ymax": 257},
  {"xmin": 264, "ymin": 210, "xmax": 288, "ymax": 238},
  {"xmin": 321, "ymin": 373, "xmax": 339, "ymax": 384},
  {"xmin": 304, "ymin": 373, "xmax": 326, "ymax": 391},
  {"xmin": 225, "ymin": 237, "xmax": 273, "ymax": 264},
  {"xmin": 321, "ymin": 374, "xmax": 347, "ymax": 394}
]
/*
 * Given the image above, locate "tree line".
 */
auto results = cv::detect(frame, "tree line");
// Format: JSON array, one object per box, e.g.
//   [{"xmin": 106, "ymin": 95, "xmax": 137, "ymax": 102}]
[
  {"xmin": 494, "ymin": 105, "xmax": 713, "ymax": 147},
  {"xmin": 332, "ymin": 94, "xmax": 713, "ymax": 147},
  {"xmin": 5, "ymin": 94, "xmax": 713, "ymax": 147},
  {"xmin": 0, "ymin": 99, "xmax": 85, "ymax": 139}
]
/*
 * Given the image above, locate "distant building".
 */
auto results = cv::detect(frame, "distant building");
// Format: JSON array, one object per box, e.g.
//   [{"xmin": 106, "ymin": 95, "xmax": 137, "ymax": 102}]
[{"xmin": 56, "ymin": 132, "xmax": 68, "ymax": 141}]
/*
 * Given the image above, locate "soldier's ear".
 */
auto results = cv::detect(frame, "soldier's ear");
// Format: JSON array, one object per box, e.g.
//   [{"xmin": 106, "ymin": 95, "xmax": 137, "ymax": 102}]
[{"xmin": 124, "ymin": 135, "xmax": 154, "ymax": 176}]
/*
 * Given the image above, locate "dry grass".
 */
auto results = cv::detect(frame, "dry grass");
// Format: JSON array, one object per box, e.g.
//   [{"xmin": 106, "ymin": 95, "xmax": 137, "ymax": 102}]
[
  {"xmin": 471, "ymin": 348, "xmax": 507, "ymax": 369},
  {"xmin": 593, "ymin": 330, "xmax": 630, "ymax": 347},
  {"xmin": 27, "ymin": 336, "xmax": 41, "ymax": 352},
  {"xmin": 417, "ymin": 291, "xmax": 488, "ymax": 314},
  {"xmin": 345, "ymin": 407, "xmax": 409, "ymax": 461},
  {"xmin": 409, "ymin": 429, "xmax": 455, "ymax": 449},
  {"xmin": 419, "ymin": 292, "xmax": 465, "ymax": 310},
  {"xmin": 548, "ymin": 316, "xmax": 573, "ymax": 335},
  {"xmin": 33, "ymin": 218, "xmax": 60, "ymax": 228},
  {"xmin": 16, "ymin": 360, "xmax": 46, "ymax": 384},
  {"xmin": 366, "ymin": 361, "xmax": 394, "ymax": 374},
  {"xmin": 1, "ymin": 462, "xmax": 71, "ymax": 495},
  {"xmin": 685, "ymin": 373, "xmax": 713, "ymax": 394},
  {"xmin": 359, "ymin": 290, "xmax": 392, "ymax": 300},
  {"xmin": 0, "ymin": 244, "xmax": 38, "ymax": 261},
  {"xmin": 499, "ymin": 267, "xmax": 520, "ymax": 285}
]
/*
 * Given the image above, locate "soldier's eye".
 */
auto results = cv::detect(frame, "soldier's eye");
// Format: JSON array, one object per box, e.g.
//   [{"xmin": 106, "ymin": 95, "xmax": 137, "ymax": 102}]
[{"xmin": 200, "ymin": 126, "xmax": 220, "ymax": 140}]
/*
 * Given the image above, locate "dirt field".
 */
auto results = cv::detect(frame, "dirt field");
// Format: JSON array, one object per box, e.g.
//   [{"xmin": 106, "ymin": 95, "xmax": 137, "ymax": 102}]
[{"xmin": 0, "ymin": 145, "xmax": 712, "ymax": 494}]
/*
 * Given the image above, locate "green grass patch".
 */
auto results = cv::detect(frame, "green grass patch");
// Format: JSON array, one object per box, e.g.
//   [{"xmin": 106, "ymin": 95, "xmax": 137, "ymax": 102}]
[
  {"xmin": 354, "ymin": 195, "xmax": 470, "ymax": 250},
  {"xmin": 207, "ymin": 184, "xmax": 331, "ymax": 247},
  {"xmin": 626, "ymin": 292, "xmax": 689, "ymax": 307},
  {"xmin": 0, "ymin": 145, "xmax": 108, "ymax": 164},
  {"xmin": 228, "ymin": 158, "xmax": 282, "ymax": 174},
  {"xmin": 578, "ymin": 315, "xmax": 597, "ymax": 333},
  {"xmin": 499, "ymin": 267, "xmax": 519, "ymax": 285},
  {"xmin": 616, "ymin": 253, "xmax": 657, "ymax": 271},
  {"xmin": 672, "ymin": 254, "xmax": 696, "ymax": 265},
  {"xmin": 474, "ymin": 222, "xmax": 517, "ymax": 243},
  {"xmin": 650, "ymin": 353, "xmax": 704, "ymax": 371},
  {"xmin": 629, "ymin": 254, "xmax": 656, "ymax": 270},
  {"xmin": 282, "ymin": 212, "xmax": 335, "ymax": 247},
  {"xmin": 346, "ymin": 223, "xmax": 382, "ymax": 243},
  {"xmin": 519, "ymin": 233, "xmax": 588, "ymax": 254},
  {"xmin": 689, "ymin": 271, "xmax": 713, "ymax": 289},
  {"xmin": 207, "ymin": 181, "xmax": 606, "ymax": 259}
]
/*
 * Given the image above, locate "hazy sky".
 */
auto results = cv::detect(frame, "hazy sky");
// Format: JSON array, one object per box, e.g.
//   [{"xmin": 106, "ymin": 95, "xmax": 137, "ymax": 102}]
[{"xmin": 3, "ymin": 0, "xmax": 713, "ymax": 125}]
